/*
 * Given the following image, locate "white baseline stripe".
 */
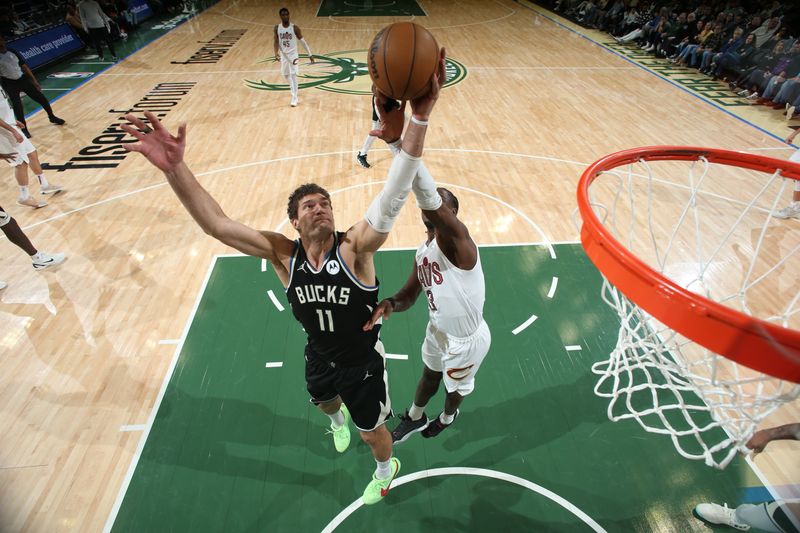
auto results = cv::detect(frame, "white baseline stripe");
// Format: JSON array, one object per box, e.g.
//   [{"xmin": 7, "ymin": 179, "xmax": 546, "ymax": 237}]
[
  {"xmin": 265, "ymin": 362, "xmax": 283, "ymax": 368},
  {"xmin": 261, "ymin": 259, "xmax": 268, "ymax": 272},
  {"xmin": 119, "ymin": 424, "xmax": 146, "ymax": 432},
  {"xmin": 267, "ymin": 290, "xmax": 285, "ymax": 311},
  {"xmin": 322, "ymin": 467, "xmax": 606, "ymax": 532},
  {"xmin": 512, "ymin": 314, "xmax": 538, "ymax": 335},
  {"xmin": 386, "ymin": 353, "xmax": 408, "ymax": 360},
  {"xmin": 103, "ymin": 256, "xmax": 219, "ymax": 533},
  {"xmin": 547, "ymin": 277, "xmax": 559, "ymax": 298},
  {"xmin": 565, "ymin": 345, "xmax": 582, "ymax": 351}
]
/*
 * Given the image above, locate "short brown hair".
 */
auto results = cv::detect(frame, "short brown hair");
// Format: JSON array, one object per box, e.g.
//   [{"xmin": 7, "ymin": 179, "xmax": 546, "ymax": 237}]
[{"xmin": 287, "ymin": 183, "xmax": 331, "ymax": 220}]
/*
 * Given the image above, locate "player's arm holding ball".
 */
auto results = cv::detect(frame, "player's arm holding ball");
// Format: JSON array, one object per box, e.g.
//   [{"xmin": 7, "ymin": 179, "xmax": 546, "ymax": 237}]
[{"xmin": 121, "ymin": 112, "xmax": 295, "ymax": 284}]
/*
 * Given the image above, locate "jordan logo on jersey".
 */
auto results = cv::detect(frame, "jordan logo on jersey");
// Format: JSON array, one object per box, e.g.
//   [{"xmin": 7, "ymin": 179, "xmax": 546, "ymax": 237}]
[{"xmin": 417, "ymin": 257, "xmax": 443, "ymax": 288}]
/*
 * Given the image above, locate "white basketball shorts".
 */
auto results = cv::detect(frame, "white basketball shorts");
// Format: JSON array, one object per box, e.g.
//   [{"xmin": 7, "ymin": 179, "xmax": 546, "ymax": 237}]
[
  {"xmin": 421, "ymin": 320, "xmax": 491, "ymax": 395},
  {"xmin": 281, "ymin": 53, "xmax": 299, "ymax": 76},
  {"xmin": 0, "ymin": 127, "xmax": 35, "ymax": 167}
]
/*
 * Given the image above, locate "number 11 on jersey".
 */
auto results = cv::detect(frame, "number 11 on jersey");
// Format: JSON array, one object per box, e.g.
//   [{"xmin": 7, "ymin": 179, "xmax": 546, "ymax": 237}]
[{"xmin": 316, "ymin": 309, "xmax": 334, "ymax": 332}]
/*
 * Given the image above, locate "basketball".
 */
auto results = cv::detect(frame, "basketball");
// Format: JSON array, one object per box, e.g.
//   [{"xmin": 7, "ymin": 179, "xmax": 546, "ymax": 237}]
[{"xmin": 368, "ymin": 22, "xmax": 440, "ymax": 101}]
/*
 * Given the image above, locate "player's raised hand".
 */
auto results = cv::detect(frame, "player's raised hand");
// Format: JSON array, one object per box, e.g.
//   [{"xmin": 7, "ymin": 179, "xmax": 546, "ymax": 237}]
[
  {"xmin": 122, "ymin": 111, "xmax": 186, "ymax": 173},
  {"xmin": 370, "ymin": 86, "xmax": 406, "ymax": 143},
  {"xmin": 362, "ymin": 299, "xmax": 394, "ymax": 331},
  {"xmin": 409, "ymin": 47, "xmax": 447, "ymax": 120}
]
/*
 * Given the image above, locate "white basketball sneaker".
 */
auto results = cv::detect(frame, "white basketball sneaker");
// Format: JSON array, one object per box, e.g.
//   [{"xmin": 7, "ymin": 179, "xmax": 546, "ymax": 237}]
[
  {"xmin": 0, "ymin": 280, "xmax": 6, "ymax": 290},
  {"xmin": 772, "ymin": 202, "xmax": 800, "ymax": 219},
  {"xmin": 290, "ymin": 95, "xmax": 298, "ymax": 107},
  {"xmin": 32, "ymin": 251, "xmax": 66, "ymax": 270},
  {"xmin": 694, "ymin": 503, "xmax": 749, "ymax": 530}
]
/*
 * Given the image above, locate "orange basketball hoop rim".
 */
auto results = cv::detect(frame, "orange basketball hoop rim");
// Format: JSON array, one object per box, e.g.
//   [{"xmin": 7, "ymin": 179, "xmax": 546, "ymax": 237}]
[{"xmin": 577, "ymin": 146, "xmax": 800, "ymax": 383}]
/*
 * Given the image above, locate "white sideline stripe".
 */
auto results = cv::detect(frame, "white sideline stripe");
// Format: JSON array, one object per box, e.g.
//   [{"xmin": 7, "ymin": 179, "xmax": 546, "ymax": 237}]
[
  {"xmin": 386, "ymin": 353, "xmax": 408, "ymax": 360},
  {"xmin": 267, "ymin": 290, "xmax": 284, "ymax": 311},
  {"xmin": 265, "ymin": 362, "xmax": 283, "ymax": 368},
  {"xmin": 321, "ymin": 467, "xmax": 606, "ymax": 533},
  {"xmin": 41, "ymin": 88, "xmax": 73, "ymax": 91},
  {"xmin": 103, "ymin": 256, "xmax": 219, "ymax": 533},
  {"xmin": 565, "ymin": 345, "xmax": 582, "ymax": 351},
  {"xmin": 260, "ymin": 259, "xmax": 268, "ymax": 272},
  {"xmin": 157, "ymin": 339, "xmax": 179, "ymax": 345},
  {"xmin": 119, "ymin": 424, "xmax": 146, "ymax": 432},
  {"xmin": 512, "ymin": 314, "xmax": 538, "ymax": 335},
  {"xmin": 547, "ymin": 277, "xmax": 559, "ymax": 298}
]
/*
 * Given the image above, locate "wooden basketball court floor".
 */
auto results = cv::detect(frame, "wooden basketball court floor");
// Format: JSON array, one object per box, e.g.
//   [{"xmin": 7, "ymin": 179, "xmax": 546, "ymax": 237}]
[{"xmin": 1, "ymin": 1, "xmax": 798, "ymax": 531}]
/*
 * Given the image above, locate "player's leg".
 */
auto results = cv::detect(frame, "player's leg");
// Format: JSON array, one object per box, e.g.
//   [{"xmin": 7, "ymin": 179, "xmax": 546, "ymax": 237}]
[
  {"xmin": 19, "ymin": 78, "xmax": 64, "ymax": 124},
  {"xmin": 306, "ymin": 354, "xmax": 351, "ymax": 452},
  {"xmin": 422, "ymin": 321, "xmax": 491, "ymax": 438},
  {"xmin": 391, "ymin": 322, "xmax": 445, "ymax": 443},
  {"xmin": 12, "ymin": 138, "xmax": 47, "ymax": 208},
  {"xmin": 772, "ymin": 180, "xmax": 800, "ymax": 219},
  {"xmin": 27, "ymin": 150, "xmax": 63, "ymax": 195},
  {"xmin": 0, "ymin": 204, "xmax": 66, "ymax": 270},
  {"xmin": 356, "ymin": 102, "xmax": 381, "ymax": 168},
  {"xmin": 2, "ymin": 79, "xmax": 29, "ymax": 135},
  {"xmin": 338, "ymin": 345, "xmax": 400, "ymax": 505}
]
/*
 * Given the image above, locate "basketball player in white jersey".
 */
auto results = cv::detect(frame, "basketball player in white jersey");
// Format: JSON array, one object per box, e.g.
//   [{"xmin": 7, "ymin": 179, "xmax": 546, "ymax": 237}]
[
  {"xmin": 356, "ymin": 95, "xmax": 401, "ymax": 169},
  {"xmin": 122, "ymin": 49, "xmax": 449, "ymax": 505},
  {"xmin": 772, "ymin": 128, "xmax": 800, "ymax": 219},
  {"xmin": 273, "ymin": 7, "xmax": 314, "ymax": 107},
  {"xmin": 0, "ymin": 86, "xmax": 63, "ymax": 208},
  {"xmin": 364, "ymin": 176, "xmax": 491, "ymax": 443}
]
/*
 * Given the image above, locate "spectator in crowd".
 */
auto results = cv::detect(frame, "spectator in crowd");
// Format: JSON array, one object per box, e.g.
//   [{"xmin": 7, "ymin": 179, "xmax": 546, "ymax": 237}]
[
  {"xmin": 65, "ymin": 4, "xmax": 89, "ymax": 43},
  {"xmin": 78, "ymin": 0, "xmax": 118, "ymax": 61}
]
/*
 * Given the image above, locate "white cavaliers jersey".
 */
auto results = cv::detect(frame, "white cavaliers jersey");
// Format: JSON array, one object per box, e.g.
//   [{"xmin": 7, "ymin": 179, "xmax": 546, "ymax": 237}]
[
  {"xmin": 415, "ymin": 238, "xmax": 485, "ymax": 338},
  {"xmin": 277, "ymin": 23, "xmax": 298, "ymax": 58},
  {"xmin": 0, "ymin": 87, "xmax": 15, "ymax": 125}
]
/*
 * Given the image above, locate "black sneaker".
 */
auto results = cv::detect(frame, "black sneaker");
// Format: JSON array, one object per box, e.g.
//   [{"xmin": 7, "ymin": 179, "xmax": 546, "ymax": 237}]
[
  {"xmin": 356, "ymin": 153, "xmax": 370, "ymax": 169},
  {"xmin": 391, "ymin": 410, "xmax": 429, "ymax": 443},
  {"xmin": 49, "ymin": 116, "xmax": 65, "ymax": 125},
  {"xmin": 421, "ymin": 410, "xmax": 459, "ymax": 438}
]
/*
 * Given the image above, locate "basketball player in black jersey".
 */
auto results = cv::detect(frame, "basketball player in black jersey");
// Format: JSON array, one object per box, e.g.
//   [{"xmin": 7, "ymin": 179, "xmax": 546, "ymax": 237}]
[
  {"xmin": 121, "ymin": 48, "xmax": 449, "ymax": 505},
  {"xmin": 356, "ymin": 95, "xmax": 402, "ymax": 169}
]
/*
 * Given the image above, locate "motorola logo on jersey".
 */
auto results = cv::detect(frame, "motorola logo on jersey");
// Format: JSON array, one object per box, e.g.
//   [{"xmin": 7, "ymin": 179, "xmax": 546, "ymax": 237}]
[
  {"xmin": 325, "ymin": 260, "xmax": 341, "ymax": 275},
  {"xmin": 244, "ymin": 49, "xmax": 467, "ymax": 95}
]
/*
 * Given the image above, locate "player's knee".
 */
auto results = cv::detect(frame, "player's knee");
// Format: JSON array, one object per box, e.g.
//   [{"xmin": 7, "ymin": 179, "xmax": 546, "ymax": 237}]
[
  {"xmin": 0, "ymin": 208, "xmax": 10, "ymax": 228},
  {"xmin": 422, "ymin": 367, "xmax": 442, "ymax": 385}
]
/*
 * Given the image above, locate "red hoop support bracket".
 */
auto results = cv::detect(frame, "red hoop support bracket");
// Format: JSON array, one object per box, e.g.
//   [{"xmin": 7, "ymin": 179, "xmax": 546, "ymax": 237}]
[{"xmin": 577, "ymin": 146, "xmax": 800, "ymax": 383}]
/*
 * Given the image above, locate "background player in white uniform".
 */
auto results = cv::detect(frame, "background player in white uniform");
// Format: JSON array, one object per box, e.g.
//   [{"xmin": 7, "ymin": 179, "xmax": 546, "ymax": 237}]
[
  {"xmin": 121, "ymin": 49, "xmax": 449, "ymax": 504},
  {"xmin": 364, "ymin": 178, "xmax": 491, "ymax": 443},
  {"xmin": 772, "ymin": 128, "xmax": 800, "ymax": 219},
  {"xmin": 356, "ymin": 95, "xmax": 401, "ymax": 169},
  {"xmin": 273, "ymin": 7, "xmax": 314, "ymax": 107},
  {"xmin": 0, "ymin": 86, "xmax": 63, "ymax": 208}
]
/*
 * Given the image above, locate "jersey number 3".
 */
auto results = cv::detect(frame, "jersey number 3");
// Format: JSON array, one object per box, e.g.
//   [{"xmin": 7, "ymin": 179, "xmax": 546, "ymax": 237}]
[
  {"xmin": 316, "ymin": 309, "xmax": 334, "ymax": 332},
  {"xmin": 425, "ymin": 289, "xmax": 438, "ymax": 311}
]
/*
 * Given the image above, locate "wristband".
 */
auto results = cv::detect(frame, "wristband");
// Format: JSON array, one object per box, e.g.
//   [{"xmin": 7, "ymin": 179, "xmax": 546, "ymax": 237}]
[{"xmin": 410, "ymin": 116, "xmax": 429, "ymax": 126}]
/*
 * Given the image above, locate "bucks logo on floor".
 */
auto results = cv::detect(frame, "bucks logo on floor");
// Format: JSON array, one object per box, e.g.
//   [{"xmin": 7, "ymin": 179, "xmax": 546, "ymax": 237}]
[{"xmin": 245, "ymin": 49, "xmax": 467, "ymax": 95}]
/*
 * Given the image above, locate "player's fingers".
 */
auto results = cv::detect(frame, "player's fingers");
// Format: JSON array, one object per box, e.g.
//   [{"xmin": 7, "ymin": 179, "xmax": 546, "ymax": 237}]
[
  {"xmin": 122, "ymin": 141, "xmax": 144, "ymax": 153},
  {"xmin": 144, "ymin": 111, "xmax": 164, "ymax": 131},
  {"xmin": 176, "ymin": 123, "xmax": 187, "ymax": 143},
  {"xmin": 124, "ymin": 113, "xmax": 147, "ymax": 131},
  {"xmin": 120, "ymin": 123, "xmax": 147, "ymax": 141}
]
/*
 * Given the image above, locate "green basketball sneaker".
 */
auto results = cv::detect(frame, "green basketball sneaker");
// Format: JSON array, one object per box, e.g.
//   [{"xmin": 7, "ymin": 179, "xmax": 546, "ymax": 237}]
[
  {"xmin": 327, "ymin": 404, "xmax": 351, "ymax": 453},
  {"xmin": 362, "ymin": 457, "xmax": 401, "ymax": 505}
]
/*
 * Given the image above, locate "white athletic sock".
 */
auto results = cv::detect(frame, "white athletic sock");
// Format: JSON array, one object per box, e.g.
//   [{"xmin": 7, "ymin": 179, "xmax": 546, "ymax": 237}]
[
  {"xmin": 19, "ymin": 185, "xmax": 29, "ymax": 199},
  {"xmin": 36, "ymin": 174, "xmax": 49, "ymax": 187},
  {"xmin": 359, "ymin": 134, "xmax": 376, "ymax": 156},
  {"xmin": 328, "ymin": 409, "xmax": 345, "ymax": 428},
  {"xmin": 440, "ymin": 411, "xmax": 455, "ymax": 425},
  {"xmin": 31, "ymin": 251, "xmax": 44, "ymax": 261},
  {"xmin": 408, "ymin": 404, "xmax": 425, "ymax": 421},
  {"xmin": 288, "ymin": 73, "xmax": 298, "ymax": 98},
  {"xmin": 375, "ymin": 458, "xmax": 392, "ymax": 479}
]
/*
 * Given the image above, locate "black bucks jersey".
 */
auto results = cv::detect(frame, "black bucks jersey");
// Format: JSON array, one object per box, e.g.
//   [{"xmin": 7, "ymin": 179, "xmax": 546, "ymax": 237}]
[{"xmin": 286, "ymin": 232, "xmax": 381, "ymax": 366}]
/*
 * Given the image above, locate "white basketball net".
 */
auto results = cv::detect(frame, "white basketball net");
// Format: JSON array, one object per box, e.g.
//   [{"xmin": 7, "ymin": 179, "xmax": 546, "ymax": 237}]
[{"xmin": 584, "ymin": 154, "xmax": 800, "ymax": 469}]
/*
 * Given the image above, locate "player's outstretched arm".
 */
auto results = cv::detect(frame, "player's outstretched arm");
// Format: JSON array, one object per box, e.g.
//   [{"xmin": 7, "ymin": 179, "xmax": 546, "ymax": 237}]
[
  {"xmin": 348, "ymin": 47, "xmax": 448, "ymax": 255},
  {"xmin": 122, "ymin": 112, "xmax": 295, "ymax": 270},
  {"xmin": 746, "ymin": 423, "xmax": 800, "ymax": 454},
  {"xmin": 363, "ymin": 259, "xmax": 422, "ymax": 331},
  {"xmin": 415, "ymin": 164, "xmax": 477, "ymax": 270},
  {"xmin": 295, "ymin": 26, "xmax": 314, "ymax": 63}
]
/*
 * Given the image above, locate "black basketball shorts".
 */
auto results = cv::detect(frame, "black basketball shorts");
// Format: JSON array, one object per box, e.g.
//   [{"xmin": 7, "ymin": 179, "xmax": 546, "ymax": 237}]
[{"xmin": 305, "ymin": 341, "xmax": 393, "ymax": 431}]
